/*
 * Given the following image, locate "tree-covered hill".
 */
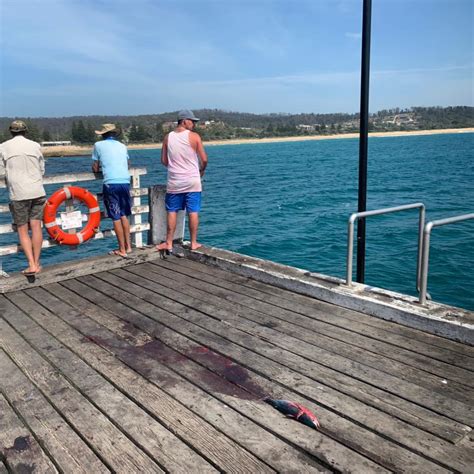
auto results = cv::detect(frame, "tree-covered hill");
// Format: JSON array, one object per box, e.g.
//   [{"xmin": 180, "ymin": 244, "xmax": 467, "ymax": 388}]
[{"xmin": 0, "ymin": 106, "xmax": 472, "ymax": 144}]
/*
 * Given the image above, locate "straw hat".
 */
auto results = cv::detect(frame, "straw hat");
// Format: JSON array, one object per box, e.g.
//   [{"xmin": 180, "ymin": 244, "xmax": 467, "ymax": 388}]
[
  {"xmin": 95, "ymin": 123, "xmax": 119, "ymax": 135},
  {"xmin": 9, "ymin": 120, "xmax": 28, "ymax": 133}
]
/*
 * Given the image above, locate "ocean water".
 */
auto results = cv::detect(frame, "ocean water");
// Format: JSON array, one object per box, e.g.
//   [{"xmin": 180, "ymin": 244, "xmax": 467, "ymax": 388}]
[{"xmin": 1, "ymin": 133, "xmax": 473, "ymax": 310}]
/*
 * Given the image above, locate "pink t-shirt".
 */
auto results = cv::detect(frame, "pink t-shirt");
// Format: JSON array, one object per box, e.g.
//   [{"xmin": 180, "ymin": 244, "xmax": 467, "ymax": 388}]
[{"xmin": 166, "ymin": 130, "xmax": 201, "ymax": 193}]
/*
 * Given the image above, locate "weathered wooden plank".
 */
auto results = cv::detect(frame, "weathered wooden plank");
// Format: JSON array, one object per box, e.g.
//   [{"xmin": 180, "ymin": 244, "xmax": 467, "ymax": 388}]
[
  {"xmin": 0, "ymin": 393, "xmax": 58, "ymax": 473},
  {"xmin": 0, "ymin": 224, "xmax": 149, "ymax": 258},
  {"xmin": 156, "ymin": 257, "xmax": 474, "ymax": 377},
  {"xmin": 2, "ymin": 299, "xmax": 218, "ymax": 473},
  {"xmin": 78, "ymin": 272, "xmax": 463, "ymax": 472},
  {"xmin": 7, "ymin": 291, "xmax": 276, "ymax": 474},
  {"xmin": 117, "ymin": 265, "xmax": 474, "ymax": 429},
  {"xmin": 0, "ymin": 247, "xmax": 158, "ymax": 293},
  {"xmin": 40, "ymin": 281, "xmax": 367, "ymax": 473},
  {"xmin": 55, "ymin": 279, "xmax": 413, "ymax": 474},
  {"xmin": 0, "ymin": 316, "xmax": 163, "ymax": 473},
  {"xmin": 145, "ymin": 261, "xmax": 474, "ymax": 400},
  {"xmin": 173, "ymin": 255, "xmax": 474, "ymax": 360},
  {"xmin": 0, "ymin": 349, "xmax": 109, "ymax": 473}
]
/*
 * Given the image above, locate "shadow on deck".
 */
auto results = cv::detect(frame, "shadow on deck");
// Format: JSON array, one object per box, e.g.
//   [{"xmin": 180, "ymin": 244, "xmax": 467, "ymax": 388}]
[{"xmin": 1, "ymin": 247, "xmax": 473, "ymax": 472}]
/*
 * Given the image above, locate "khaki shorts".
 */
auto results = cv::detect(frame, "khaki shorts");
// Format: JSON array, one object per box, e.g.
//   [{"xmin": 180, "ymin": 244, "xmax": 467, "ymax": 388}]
[{"xmin": 10, "ymin": 196, "xmax": 46, "ymax": 228}]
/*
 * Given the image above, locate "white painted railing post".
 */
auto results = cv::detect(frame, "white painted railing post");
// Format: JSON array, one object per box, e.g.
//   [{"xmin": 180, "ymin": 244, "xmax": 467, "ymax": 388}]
[
  {"xmin": 130, "ymin": 170, "xmax": 143, "ymax": 248},
  {"xmin": 0, "ymin": 168, "xmax": 150, "ymax": 259}
]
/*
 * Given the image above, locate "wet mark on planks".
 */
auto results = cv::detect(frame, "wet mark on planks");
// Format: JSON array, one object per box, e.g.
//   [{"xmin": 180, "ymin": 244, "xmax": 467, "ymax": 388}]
[
  {"xmin": 188, "ymin": 346, "xmax": 267, "ymax": 399},
  {"xmin": 2, "ymin": 436, "xmax": 36, "ymax": 473},
  {"xmin": 78, "ymin": 329, "xmax": 268, "ymax": 400},
  {"xmin": 8, "ymin": 464, "xmax": 36, "ymax": 474},
  {"xmin": 11, "ymin": 436, "xmax": 30, "ymax": 452},
  {"xmin": 120, "ymin": 322, "xmax": 153, "ymax": 346},
  {"xmin": 123, "ymin": 339, "xmax": 188, "ymax": 388},
  {"xmin": 140, "ymin": 340, "xmax": 188, "ymax": 365},
  {"xmin": 260, "ymin": 321, "xmax": 279, "ymax": 329}
]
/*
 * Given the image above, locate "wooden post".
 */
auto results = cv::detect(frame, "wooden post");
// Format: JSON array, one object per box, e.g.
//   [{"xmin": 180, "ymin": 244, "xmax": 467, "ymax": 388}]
[{"xmin": 148, "ymin": 185, "xmax": 185, "ymax": 245}]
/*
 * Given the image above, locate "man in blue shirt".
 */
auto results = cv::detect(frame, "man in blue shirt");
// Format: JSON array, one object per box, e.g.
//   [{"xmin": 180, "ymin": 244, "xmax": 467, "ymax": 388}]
[{"xmin": 92, "ymin": 123, "xmax": 132, "ymax": 257}]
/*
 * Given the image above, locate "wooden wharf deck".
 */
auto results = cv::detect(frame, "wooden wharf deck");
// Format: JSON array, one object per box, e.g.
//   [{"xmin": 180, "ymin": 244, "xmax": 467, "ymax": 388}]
[{"xmin": 1, "ymin": 251, "xmax": 473, "ymax": 473}]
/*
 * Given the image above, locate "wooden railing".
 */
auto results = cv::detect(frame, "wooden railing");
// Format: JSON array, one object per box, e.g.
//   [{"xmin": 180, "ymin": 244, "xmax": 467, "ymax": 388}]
[{"xmin": 0, "ymin": 168, "xmax": 149, "ymax": 257}]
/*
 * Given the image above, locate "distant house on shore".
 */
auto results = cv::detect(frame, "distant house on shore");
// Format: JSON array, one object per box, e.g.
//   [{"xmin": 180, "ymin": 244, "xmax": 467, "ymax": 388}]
[
  {"xmin": 297, "ymin": 124, "xmax": 315, "ymax": 131},
  {"xmin": 381, "ymin": 113, "xmax": 416, "ymax": 126},
  {"xmin": 41, "ymin": 140, "xmax": 72, "ymax": 147}
]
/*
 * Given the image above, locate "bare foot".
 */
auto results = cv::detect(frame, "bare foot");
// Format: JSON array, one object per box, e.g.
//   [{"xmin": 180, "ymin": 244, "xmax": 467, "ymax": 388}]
[
  {"xmin": 126, "ymin": 248, "xmax": 133, "ymax": 254},
  {"xmin": 156, "ymin": 242, "xmax": 172, "ymax": 251},
  {"xmin": 21, "ymin": 267, "xmax": 37, "ymax": 275},
  {"xmin": 109, "ymin": 249, "xmax": 128, "ymax": 258},
  {"xmin": 190, "ymin": 243, "xmax": 202, "ymax": 250}
]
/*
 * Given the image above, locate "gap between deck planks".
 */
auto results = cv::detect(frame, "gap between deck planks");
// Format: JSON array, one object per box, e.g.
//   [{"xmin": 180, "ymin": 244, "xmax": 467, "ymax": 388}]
[
  {"xmin": 145, "ymin": 259, "xmax": 474, "ymax": 398},
  {"xmin": 19, "ymin": 284, "xmax": 374, "ymax": 473},
  {"xmin": 1, "ymin": 296, "xmax": 276, "ymax": 474},
  {"xmin": 0, "ymin": 392, "xmax": 58, "ymax": 473},
  {"xmin": 0, "ymin": 346, "xmax": 110, "ymax": 474},
  {"xmin": 116, "ymin": 263, "xmax": 474, "ymax": 434},
  {"xmin": 154, "ymin": 256, "xmax": 474, "ymax": 374},
  {"xmin": 0, "ymin": 316, "xmax": 167, "ymax": 474},
  {"xmin": 0, "ymin": 258, "xmax": 472, "ymax": 470},
  {"xmin": 57, "ymin": 270, "xmax": 471, "ymax": 471},
  {"xmin": 2, "ymin": 293, "xmax": 329, "ymax": 474},
  {"xmin": 1, "ymin": 303, "xmax": 219, "ymax": 473},
  {"xmin": 172, "ymin": 254, "xmax": 474, "ymax": 362}
]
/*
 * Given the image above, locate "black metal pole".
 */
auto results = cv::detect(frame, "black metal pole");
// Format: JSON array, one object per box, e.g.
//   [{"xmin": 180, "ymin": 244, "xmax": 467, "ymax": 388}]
[{"xmin": 356, "ymin": 0, "xmax": 372, "ymax": 283}]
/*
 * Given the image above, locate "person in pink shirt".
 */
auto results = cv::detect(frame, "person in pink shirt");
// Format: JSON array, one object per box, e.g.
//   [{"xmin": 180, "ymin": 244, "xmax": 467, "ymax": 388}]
[{"xmin": 157, "ymin": 110, "xmax": 208, "ymax": 252}]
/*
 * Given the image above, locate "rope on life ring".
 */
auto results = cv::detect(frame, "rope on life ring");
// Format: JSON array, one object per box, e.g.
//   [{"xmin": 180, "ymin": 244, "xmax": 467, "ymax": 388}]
[{"xmin": 43, "ymin": 186, "xmax": 101, "ymax": 245}]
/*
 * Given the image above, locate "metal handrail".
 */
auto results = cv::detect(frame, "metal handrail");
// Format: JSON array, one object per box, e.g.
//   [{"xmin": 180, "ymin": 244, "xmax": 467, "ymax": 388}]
[
  {"xmin": 419, "ymin": 213, "xmax": 474, "ymax": 305},
  {"xmin": 346, "ymin": 203, "xmax": 425, "ymax": 289}
]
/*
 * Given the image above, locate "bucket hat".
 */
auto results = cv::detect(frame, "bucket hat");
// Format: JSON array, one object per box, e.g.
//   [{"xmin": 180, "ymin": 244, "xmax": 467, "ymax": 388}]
[
  {"xmin": 9, "ymin": 120, "xmax": 28, "ymax": 133},
  {"xmin": 95, "ymin": 123, "xmax": 119, "ymax": 135},
  {"xmin": 177, "ymin": 110, "xmax": 200, "ymax": 122}
]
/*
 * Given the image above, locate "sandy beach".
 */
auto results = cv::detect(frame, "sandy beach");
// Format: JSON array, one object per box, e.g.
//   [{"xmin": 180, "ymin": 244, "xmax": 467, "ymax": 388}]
[{"xmin": 42, "ymin": 127, "xmax": 474, "ymax": 157}]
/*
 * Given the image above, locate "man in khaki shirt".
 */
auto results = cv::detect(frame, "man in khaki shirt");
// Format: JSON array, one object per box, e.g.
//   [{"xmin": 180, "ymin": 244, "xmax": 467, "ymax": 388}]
[{"xmin": 0, "ymin": 120, "xmax": 46, "ymax": 275}]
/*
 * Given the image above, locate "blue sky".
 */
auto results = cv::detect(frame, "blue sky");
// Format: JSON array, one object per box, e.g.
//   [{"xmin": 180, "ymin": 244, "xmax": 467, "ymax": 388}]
[{"xmin": 0, "ymin": 0, "xmax": 472, "ymax": 117}]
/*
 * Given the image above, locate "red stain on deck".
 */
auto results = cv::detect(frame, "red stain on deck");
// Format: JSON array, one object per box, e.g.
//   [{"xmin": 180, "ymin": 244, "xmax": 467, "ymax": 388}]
[
  {"xmin": 189, "ymin": 346, "xmax": 267, "ymax": 399},
  {"xmin": 140, "ymin": 340, "xmax": 187, "ymax": 365}
]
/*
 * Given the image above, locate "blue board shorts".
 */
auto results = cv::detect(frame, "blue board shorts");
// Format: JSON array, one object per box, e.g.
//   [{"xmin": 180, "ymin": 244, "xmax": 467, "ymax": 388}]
[
  {"xmin": 165, "ymin": 192, "xmax": 201, "ymax": 213},
  {"xmin": 103, "ymin": 183, "xmax": 132, "ymax": 220}
]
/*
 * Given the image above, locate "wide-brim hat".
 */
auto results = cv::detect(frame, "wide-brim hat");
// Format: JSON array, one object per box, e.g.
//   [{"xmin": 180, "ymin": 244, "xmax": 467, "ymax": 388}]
[
  {"xmin": 177, "ymin": 110, "xmax": 199, "ymax": 122},
  {"xmin": 9, "ymin": 120, "xmax": 28, "ymax": 133},
  {"xmin": 95, "ymin": 123, "xmax": 119, "ymax": 135}
]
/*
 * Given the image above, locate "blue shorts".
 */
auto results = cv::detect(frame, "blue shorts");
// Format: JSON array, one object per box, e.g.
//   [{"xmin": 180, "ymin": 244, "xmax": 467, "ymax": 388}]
[
  {"xmin": 165, "ymin": 192, "xmax": 201, "ymax": 213},
  {"xmin": 103, "ymin": 183, "xmax": 132, "ymax": 220}
]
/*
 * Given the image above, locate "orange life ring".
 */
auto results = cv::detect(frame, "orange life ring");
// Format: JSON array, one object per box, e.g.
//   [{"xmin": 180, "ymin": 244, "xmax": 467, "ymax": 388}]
[{"xmin": 43, "ymin": 186, "xmax": 101, "ymax": 245}]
